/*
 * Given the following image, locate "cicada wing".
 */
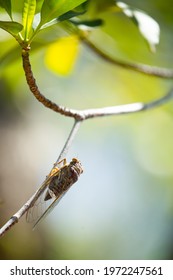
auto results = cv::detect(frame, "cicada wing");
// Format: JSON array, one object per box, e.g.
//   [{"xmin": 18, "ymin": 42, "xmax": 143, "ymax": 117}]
[
  {"xmin": 26, "ymin": 177, "xmax": 56, "ymax": 223},
  {"xmin": 27, "ymin": 158, "xmax": 70, "ymax": 228},
  {"xmin": 32, "ymin": 190, "xmax": 69, "ymax": 230},
  {"xmin": 26, "ymin": 187, "xmax": 50, "ymax": 224},
  {"xmin": 26, "ymin": 166, "xmax": 62, "ymax": 224}
]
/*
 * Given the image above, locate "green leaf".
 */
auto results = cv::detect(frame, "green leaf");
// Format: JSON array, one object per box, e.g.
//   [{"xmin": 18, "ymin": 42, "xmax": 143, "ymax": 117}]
[
  {"xmin": 70, "ymin": 19, "xmax": 103, "ymax": 29},
  {"xmin": 58, "ymin": 9, "xmax": 86, "ymax": 22},
  {"xmin": 0, "ymin": 21, "xmax": 23, "ymax": 37},
  {"xmin": 40, "ymin": 0, "xmax": 87, "ymax": 27},
  {"xmin": 87, "ymin": 0, "xmax": 116, "ymax": 17},
  {"xmin": 38, "ymin": 5, "xmax": 87, "ymax": 31},
  {"xmin": 116, "ymin": 2, "xmax": 160, "ymax": 52},
  {"xmin": 35, "ymin": 0, "xmax": 44, "ymax": 13},
  {"xmin": 0, "ymin": 0, "xmax": 12, "ymax": 19},
  {"xmin": 22, "ymin": 0, "xmax": 36, "ymax": 41}
]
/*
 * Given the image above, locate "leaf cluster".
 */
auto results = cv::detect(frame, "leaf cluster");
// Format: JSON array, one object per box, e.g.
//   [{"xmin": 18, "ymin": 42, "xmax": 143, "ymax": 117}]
[{"xmin": 0, "ymin": 0, "xmax": 160, "ymax": 52}]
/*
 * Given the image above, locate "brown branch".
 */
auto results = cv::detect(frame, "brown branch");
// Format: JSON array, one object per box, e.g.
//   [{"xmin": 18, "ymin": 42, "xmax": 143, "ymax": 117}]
[
  {"xmin": 22, "ymin": 46, "xmax": 173, "ymax": 123},
  {"xmin": 83, "ymin": 38, "xmax": 173, "ymax": 79},
  {"xmin": 22, "ymin": 48, "xmax": 84, "ymax": 121},
  {"xmin": 22, "ymin": 47, "xmax": 173, "ymax": 120}
]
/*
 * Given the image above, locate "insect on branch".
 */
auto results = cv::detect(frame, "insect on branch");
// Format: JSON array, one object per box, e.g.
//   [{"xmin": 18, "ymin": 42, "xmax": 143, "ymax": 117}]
[
  {"xmin": 1, "ymin": 86, "xmax": 173, "ymax": 237},
  {"xmin": 0, "ymin": 121, "xmax": 82, "ymax": 238},
  {"xmin": 1, "ymin": 45, "xmax": 173, "ymax": 238}
]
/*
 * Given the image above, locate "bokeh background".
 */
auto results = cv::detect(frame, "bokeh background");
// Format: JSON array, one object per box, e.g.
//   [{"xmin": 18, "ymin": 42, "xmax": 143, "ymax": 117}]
[{"xmin": 1, "ymin": 0, "xmax": 173, "ymax": 259}]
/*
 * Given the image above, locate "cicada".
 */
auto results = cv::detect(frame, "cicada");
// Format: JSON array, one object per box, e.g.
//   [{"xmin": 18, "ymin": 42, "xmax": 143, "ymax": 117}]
[{"xmin": 26, "ymin": 158, "xmax": 83, "ymax": 229}]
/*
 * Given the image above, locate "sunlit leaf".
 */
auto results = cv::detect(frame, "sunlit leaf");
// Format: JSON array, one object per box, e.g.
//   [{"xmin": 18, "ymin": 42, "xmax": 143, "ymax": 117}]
[
  {"xmin": 40, "ymin": 0, "xmax": 87, "ymax": 27},
  {"xmin": 0, "ymin": 21, "xmax": 23, "ymax": 37},
  {"xmin": 132, "ymin": 11, "xmax": 160, "ymax": 52},
  {"xmin": 32, "ymin": 12, "xmax": 41, "ymax": 29},
  {"xmin": 22, "ymin": 0, "xmax": 36, "ymax": 41},
  {"xmin": 37, "ymin": 9, "xmax": 86, "ymax": 31},
  {"xmin": 44, "ymin": 35, "xmax": 80, "ymax": 75},
  {"xmin": 116, "ymin": 2, "xmax": 160, "ymax": 52},
  {"xmin": 0, "ymin": 0, "xmax": 12, "ymax": 19}
]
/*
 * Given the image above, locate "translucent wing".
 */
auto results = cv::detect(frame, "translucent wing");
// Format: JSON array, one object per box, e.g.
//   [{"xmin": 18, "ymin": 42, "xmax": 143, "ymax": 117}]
[
  {"xmin": 32, "ymin": 188, "xmax": 71, "ymax": 229},
  {"xmin": 26, "ymin": 158, "xmax": 83, "ymax": 229},
  {"xmin": 26, "ymin": 185, "xmax": 51, "ymax": 224},
  {"xmin": 26, "ymin": 166, "xmax": 62, "ymax": 225}
]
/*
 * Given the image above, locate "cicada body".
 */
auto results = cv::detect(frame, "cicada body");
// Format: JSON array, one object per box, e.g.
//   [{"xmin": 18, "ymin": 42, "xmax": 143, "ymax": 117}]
[{"xmin": 26, "ymin": 158, "xmax": 83, "ymax": 228}]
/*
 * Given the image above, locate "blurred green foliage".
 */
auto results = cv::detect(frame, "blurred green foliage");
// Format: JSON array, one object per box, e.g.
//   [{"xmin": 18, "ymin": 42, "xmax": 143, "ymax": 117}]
[{"xmin": 0, "ymin": 0, "xmax": 173, "ymax": 260}]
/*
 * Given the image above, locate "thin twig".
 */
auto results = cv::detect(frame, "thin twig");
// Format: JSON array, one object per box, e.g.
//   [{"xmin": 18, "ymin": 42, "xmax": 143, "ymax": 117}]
[
  {"xmin": 83, "ymin": 38, "xmax": 173, "ymax": 79},
  {"xmin": 0, "ymin": 177, "xmax": 51, "ymax": 238},
  {"xmin": 55, "ymin": 120, "xmax": 82, "ymax": 164},
  {"xmin": 80, "ymin": 87, "xmax": 173, "ymax": 119}
]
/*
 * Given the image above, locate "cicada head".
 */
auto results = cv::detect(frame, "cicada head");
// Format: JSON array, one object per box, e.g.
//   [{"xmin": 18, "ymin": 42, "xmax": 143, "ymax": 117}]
[{"xmin": 70, "ymin": 158, "xmax": 83, "ymax": 180}]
